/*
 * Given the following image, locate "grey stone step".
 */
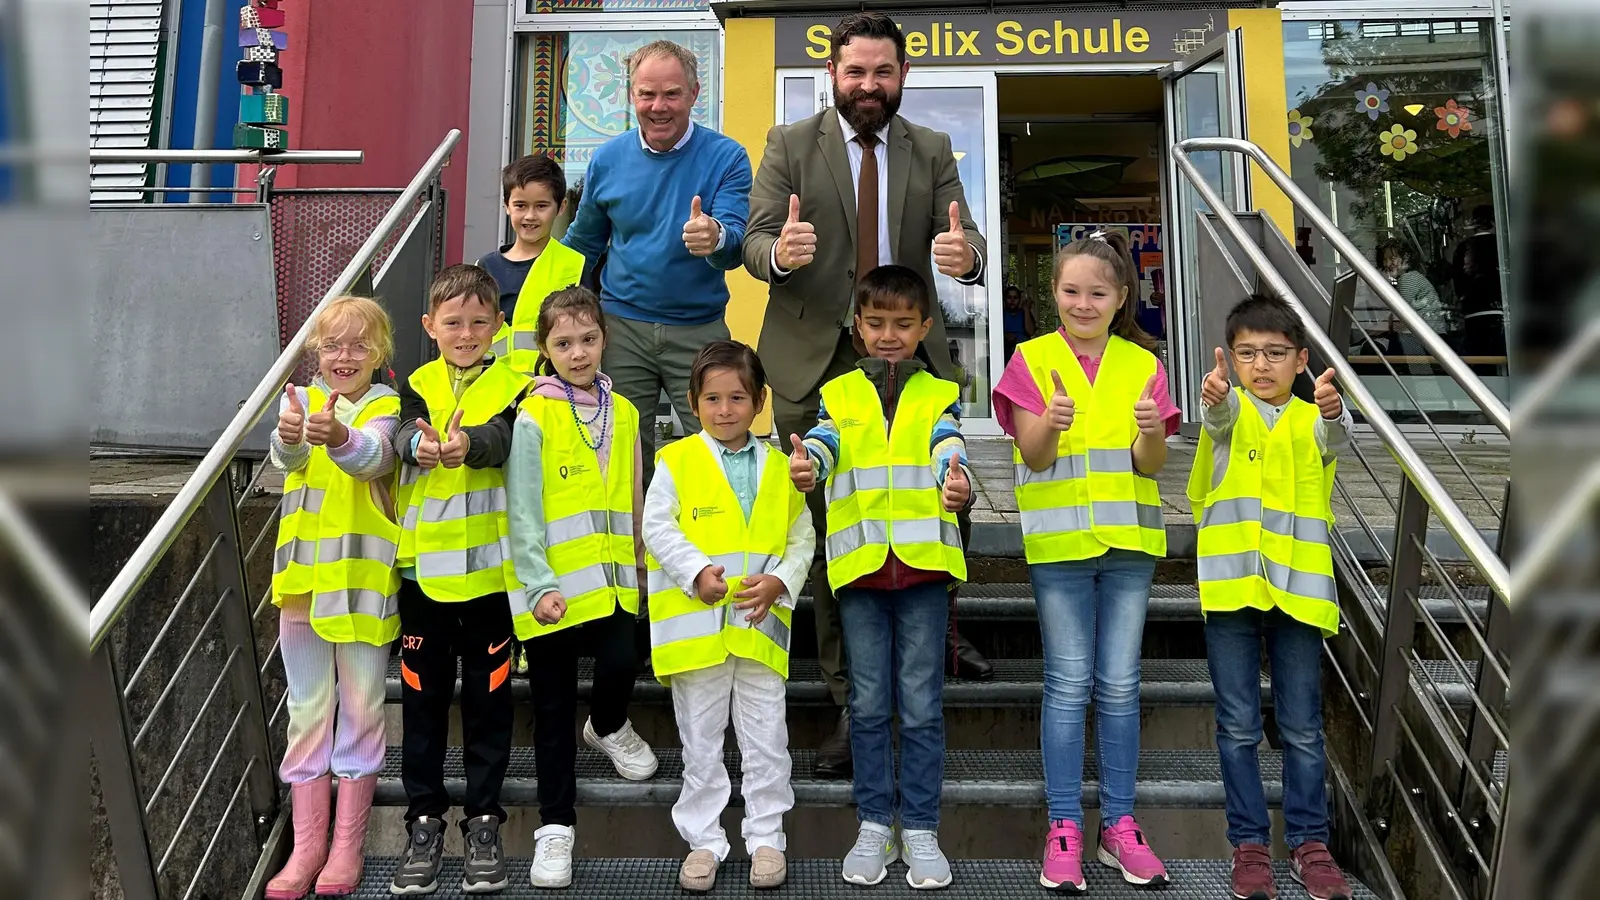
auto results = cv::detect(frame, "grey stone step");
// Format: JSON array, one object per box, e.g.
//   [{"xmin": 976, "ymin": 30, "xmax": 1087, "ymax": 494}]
[
  {"xmin": 383, "ymin": 655, "xmax": 1477, "ymax": 709},
  {"xmin": 350, "ymin": 857, "xmax": 1381, "ymax": 897},
  {"xmin": 372, "ymin": 746, "xmax": 1282, "ymax": 809}
]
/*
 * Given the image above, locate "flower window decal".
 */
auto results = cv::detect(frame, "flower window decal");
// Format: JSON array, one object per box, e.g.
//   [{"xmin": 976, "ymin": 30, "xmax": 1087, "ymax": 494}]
[
  {"xmin": 1355, "ymin": 82, "xmax": 1390, "ymax": 121},
  {"xmin": 1435, "ymin": 99, "xmax": 1473, "ymax": 138},
  {"xmin": 1379, "ymin": 124, "xmax": 1418, "ymax": 162},
  {"xmin": 1287, "ymin": 109, "xmax": 1315, "ymax": 148}
]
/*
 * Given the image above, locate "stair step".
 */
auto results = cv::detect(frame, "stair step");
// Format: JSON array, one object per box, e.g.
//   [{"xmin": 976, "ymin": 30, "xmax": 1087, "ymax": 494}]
[
  {"xmin": 372, "ymin": 747, "xmax": 1280, "ymax": 809},
  {"xmin": 934, "ymin": 583, "xmax": 1489, "ymax": 623},
  {"xmin": 383, "ymin": 655, "xmax": 1477, "ymax": 709},
  {"xmin": 350, "ymin": 857, "xmax": 1381, "ymax": 897}
]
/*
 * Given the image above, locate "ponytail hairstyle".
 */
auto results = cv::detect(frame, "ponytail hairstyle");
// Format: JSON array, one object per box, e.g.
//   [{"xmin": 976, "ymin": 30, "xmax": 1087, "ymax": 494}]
[
  {"xmin": 1052, "ymin": 230, "xmax": 1156, "ymax": 351},
  {"xmin": 533, "ymin": 285, "xmax": 607, "ymax": 377}
]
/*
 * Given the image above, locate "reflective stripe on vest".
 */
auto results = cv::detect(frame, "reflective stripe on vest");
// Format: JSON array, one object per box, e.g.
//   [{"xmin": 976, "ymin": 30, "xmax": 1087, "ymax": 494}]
[
  {"xmin": 270, "ymin": 385, "xmax": 402, "ymax": 645},
  {"xmin": 397, "ymin": 358, "xmax": 531, "ymax": 603},
  {"xmin": 645, "ymin": 436, "xmax": 804, "ymax": 682},
  {"xmin": 819, "ymin": 369, "xmax": 966, "ymax": 591},
  {"xmin": 1011, "ymin": 334, "xmax": 1166, "ymax": 563},
  {"xmin": 1186, "ymin": 389, "xmax": 1339, "ymax": 637},
  {"xmin": 514, "ymin": 390, "xmax": 641, "ymax": 640}
]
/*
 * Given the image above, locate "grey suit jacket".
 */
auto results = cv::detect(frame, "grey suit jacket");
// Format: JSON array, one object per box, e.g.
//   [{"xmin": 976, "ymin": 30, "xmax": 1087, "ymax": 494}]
[{"xmin": 743, "ymin": 110, "xmax": 987, "ymax": 403}]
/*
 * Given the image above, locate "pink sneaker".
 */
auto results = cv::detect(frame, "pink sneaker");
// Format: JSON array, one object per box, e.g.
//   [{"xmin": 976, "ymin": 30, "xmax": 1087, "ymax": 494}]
[
  {"xmin": 1040, "ymin": 819, "xmax": 1087, "ymax": 893},
  {"xmin": 1098, "ymin": 815, "xmax": 1170, "ymax": 886}
]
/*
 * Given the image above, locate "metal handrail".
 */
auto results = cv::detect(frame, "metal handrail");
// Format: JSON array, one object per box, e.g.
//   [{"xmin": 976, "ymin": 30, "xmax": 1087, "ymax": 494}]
[
  {"xmin": 1176, "ymin": 137, "xmax": 1511, "ymax": 438},
  {"xmin": 1172, "ymin": 138, "xmax": 1509, "ymax": 606},
  {"xmin": 90, "ymin": 148, "xmax": 365, "ymax": 165},
  {"xmin": 88, "ymin": 129, "xmax": 460, "ymax": 651}
]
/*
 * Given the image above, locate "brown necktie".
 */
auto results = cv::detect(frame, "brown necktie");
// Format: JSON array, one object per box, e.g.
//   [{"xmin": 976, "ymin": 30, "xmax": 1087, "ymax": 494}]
[{"xmin": 855, "ymin": 132, "xmax": 879, "ymax": 284}]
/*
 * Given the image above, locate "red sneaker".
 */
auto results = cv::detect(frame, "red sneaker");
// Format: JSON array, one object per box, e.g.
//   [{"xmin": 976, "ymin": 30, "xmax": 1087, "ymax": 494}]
[
  {"xmin": 1290, "ymin": 842, "xmax": 1353, "ymax": 900},
  {"xmin": 1230, "ymin": 843, "xmax": 1277, "ymax": 899}
]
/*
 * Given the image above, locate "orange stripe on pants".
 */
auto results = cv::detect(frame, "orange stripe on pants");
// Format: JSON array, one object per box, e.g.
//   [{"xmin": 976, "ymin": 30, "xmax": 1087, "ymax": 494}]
[
  {"xmin": 400, "ymin": 660, "xmax": 422, "ymax": 692},
  {"xmin": 488, "ymin": 659, "xmax": 511, "ymax": 693}
]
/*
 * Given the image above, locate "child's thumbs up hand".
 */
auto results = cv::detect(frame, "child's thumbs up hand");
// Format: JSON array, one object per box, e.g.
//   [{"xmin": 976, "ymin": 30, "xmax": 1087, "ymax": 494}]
[
  {"xmin": 942, "ymin": 455, "xmax": 971, "ymax": 512},
  {"xmin": 788, "ymin": 433, "xmax": 816, "ymax": 493},
  {"xmin": 414, "ymin": 418, "xmax": 442, "ymax": 469},
  {"xmin": 1046, "ymin": 370, "xmax": 1076, "ymax": 432},
  {"xmin": 305, "ymin": 391, "xmax": 345, "ymax": 447},
  {"xmin": 695, "ymin": 564, "xmax": 729, "ymax": 605},
  {"xmin": 278, "ymin": 384, "xmax": 305, "ymax": 445},
  {"xmin": 1202, "ymin": 347, "xmax": 1231, "ymax": 407},
  {"xmin": 933, "ymin": 200, "xmax": 974, "ymax": 277},
  {"xmin": 1134, "ymin": 375, "xmax": 1163, "ymax": 438},
  {"xmin": 682, "ymin": 194, "xmax": 720, "ymax": 257},
  {"xmin": 439, "ymin": 409, "xmax": 470, "ymax": 468},
  {"xmin": 1314, "ymin": 368, "xmax": 1343, "ymax": 419}
]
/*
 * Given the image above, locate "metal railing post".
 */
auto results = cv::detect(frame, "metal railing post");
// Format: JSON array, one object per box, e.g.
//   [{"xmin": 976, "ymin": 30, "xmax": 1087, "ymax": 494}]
[
  {"xmin": 202, "ymin": 475, "xmax": 279, "ymax": 830},
  {"xmin": 90, "ymin": 645, "xmax": 162, "ymax": 900},
  {"xmin": 1368, "ymin": 479, "xmax": 1428, "ymax": 808}
]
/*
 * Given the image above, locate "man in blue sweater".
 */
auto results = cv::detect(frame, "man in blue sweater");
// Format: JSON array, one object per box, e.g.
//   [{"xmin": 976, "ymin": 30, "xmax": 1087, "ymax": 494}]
[{"xmin": 562, "ymin": 39, "xmax": 753, "ymax": 486}]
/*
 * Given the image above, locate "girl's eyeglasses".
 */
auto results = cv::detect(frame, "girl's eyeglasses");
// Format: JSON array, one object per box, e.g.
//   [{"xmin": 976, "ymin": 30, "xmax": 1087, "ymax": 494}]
[{"xmin": 317, "ymin": 342, "xmax": 374, "ymax": 360}]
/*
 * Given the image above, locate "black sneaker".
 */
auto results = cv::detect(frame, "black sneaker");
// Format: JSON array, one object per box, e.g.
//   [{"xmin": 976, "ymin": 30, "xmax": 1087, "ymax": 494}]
[
  {"xmin": 462, "ymin": 815, "xmax": 508, "ymax": 894},
  {"xmin": 390, "ymin": 816, "xmax": 445, "ymax": 895}
]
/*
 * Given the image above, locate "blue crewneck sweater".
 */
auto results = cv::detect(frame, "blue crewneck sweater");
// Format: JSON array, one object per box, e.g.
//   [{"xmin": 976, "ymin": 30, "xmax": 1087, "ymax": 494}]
[{"xmin": 562, "ymin": 126, "xmax": 752, "ymax": 326}]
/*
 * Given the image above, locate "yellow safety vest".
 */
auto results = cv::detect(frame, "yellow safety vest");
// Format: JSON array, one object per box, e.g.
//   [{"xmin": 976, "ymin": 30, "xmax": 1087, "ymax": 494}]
[
  {"xmin": 514, "ymin": 390, "xmax": 640, "ymax": 640},
  {"xmin": 396, "ymin": 358, "xmax": 531, "ymax": 605},
  {"xmin": 1187, "ymin": 389, "xmax": 1340, "ymax": 637},
  {"xmin": 1012, "ymin": 333, "xmax": 1167, "ymax": 564},
  {"xmin": 272, "ymin": 387, "xmax": 402, "ymax": 645},
  {"xmin": 488, "ymin": 239, "xmax": 586, "ymax": 373},
  {"xmin": 646, "ymin": 437, "xmax": 805, "ymax": 683},
  {"xmin": 820, "ymin": 369, "xmax": 966, "ymax": 590}
]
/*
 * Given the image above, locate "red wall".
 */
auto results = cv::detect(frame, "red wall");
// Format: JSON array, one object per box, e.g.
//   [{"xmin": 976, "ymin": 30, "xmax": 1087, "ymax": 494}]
[{"xmin": 242, "ymin": 0, "xmax": 475, "ymax": 263}]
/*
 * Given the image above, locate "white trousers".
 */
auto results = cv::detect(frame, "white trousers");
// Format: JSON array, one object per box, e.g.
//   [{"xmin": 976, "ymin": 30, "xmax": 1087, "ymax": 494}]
[{"xmin": 670, "ymin": 656, "xmax": 793, "ymax": 860}]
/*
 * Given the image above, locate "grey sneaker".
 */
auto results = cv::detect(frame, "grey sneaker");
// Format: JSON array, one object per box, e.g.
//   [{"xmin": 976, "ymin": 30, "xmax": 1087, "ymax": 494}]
[
  {"xmin": 461, "ymin": 815, "xmax": 508, "ymax": 894},
  {"xmin": 390, "ymin": 816, "xmax": 445, "ymax": 895},
  {"xmin": 842, "ymin": 822, "xmax": 899, "ymax": 885},
  {"xmin": 901, "ymin": 828, "xmax": 954, "ymax": 889}
]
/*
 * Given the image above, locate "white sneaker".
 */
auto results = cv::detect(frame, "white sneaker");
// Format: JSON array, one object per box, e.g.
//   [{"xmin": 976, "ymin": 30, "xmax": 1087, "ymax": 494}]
[
  {"xmin": 583, "ymin": 718, "xmax": 658, "ymax": 780},
  {"xmin": 529, "ymin": 824, "xmax": 574, "ymax": 889},
  {"xmin": 841, "ymin": 822, "xmax": 899, "ymax": 886}
]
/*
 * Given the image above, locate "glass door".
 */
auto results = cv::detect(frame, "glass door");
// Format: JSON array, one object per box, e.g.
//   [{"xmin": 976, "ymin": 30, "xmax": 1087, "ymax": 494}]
[
  {"xmin": 772, "ymin": 68, "xmax": 1002, "ymax": 431},
  {"xmin": 1159, "ymin": 30, "xmax": 1249, "ymax": 420}
]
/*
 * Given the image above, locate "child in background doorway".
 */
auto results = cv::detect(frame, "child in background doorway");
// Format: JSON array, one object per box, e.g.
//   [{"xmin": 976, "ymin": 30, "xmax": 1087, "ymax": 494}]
[
  {"xmin": 991, "ymin": 230, "xmax": 1181, "ymax": 892},
  {"xmin": 643, "ymin": 340, "xmax": 813, "ymax": 891},
  {"xmin": 266, "ymin": 296, "xmax": 401, "ymax": 899}
]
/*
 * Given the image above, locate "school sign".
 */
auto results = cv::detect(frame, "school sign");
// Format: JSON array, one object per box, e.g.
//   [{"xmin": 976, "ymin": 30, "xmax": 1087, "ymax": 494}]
[{"xmin": 774, "ymin": 10, "xmax": 1225, "ymax": 66}]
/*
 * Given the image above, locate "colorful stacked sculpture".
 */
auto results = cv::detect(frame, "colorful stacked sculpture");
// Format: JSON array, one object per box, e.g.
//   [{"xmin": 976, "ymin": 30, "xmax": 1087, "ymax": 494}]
[{"xmin": 235, "ymin": 1, "xmax": 289, "ymax": 150}]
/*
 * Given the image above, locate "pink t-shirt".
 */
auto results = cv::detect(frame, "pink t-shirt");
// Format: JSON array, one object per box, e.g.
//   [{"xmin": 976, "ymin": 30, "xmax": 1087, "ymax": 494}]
[{"xmin": 993, "ymin": 329, "xmax": 1182, "ymax": 438}]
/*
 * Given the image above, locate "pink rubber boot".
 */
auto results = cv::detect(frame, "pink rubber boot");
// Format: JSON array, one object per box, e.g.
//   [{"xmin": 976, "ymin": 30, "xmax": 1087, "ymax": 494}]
[
  {"xmin": 314, "ymin": 774, "xmax": 378, "ymax": 896},
  {"xmin": 265, "ymin": 775, "xmax": 332, "ymax": 900}
]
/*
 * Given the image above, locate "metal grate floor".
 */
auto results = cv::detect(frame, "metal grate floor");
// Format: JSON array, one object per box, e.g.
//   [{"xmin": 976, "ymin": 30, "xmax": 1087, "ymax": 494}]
[
  {"xmin": 373, "ymin": 747, "xmax": 1282, "ymax": 809},
  {"xmin": 351, "ymin": 857, "xmax": 1381, "ymax": 898}
]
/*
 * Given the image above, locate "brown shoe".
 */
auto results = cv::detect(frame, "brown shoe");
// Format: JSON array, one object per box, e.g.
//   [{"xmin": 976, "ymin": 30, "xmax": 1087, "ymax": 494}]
[
  {"xmin": 750, "ymin": 846, "xmax": 787, "ymax": 889},
  {"xmin": 679, "ymin": 849, "xmax": 719, "ymax": 892},
  {"xmin": 1230, "ymin": 843, "xmax": 1277, "ymax": 899},
  {"xmin": 1290, "ymin": 842, "xmax": 1352, "ymax": 900}
]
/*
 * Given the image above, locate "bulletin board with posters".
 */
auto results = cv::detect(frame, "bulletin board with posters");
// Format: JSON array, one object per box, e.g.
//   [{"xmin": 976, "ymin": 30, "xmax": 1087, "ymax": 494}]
[{"xmin": 1054, "ymin": 223, "xmax": 1165, "ymax": 341}]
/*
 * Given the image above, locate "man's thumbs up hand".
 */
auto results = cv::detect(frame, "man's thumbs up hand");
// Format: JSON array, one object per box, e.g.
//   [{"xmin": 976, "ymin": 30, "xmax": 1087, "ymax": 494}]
[
  {"xmin": 1134, "ymin": 374, "xmax": 1163, "ymax": 437},
  {"xmin": 682, "ymin": 193, "xmax": 721, "ymax": 257},
  {"xmin": 305, "ymin": 391, "xmax": 346, "ymax": 447},
  {"xmin": 933, "ymin": 200, "xmax": 975, "ymax": 277},
  {"xmin": 278, "ymin": 384, "xmax": 306, "ymax": 445},
  {"xmin": 1313, "ymin": 367, "xmax": 1343, "ymax": 419},
  {"xmin": 775, "ymin": 193, "xmax": 816, "ymax": 271},
  {"xmin": 439, "ymin": 409, "xmax": 470, "ymax": 468},
  {"xmin": 942, "ymin": 455, "xmax": 971, "ymax": 512},
  {"xmin": 788, "ymin": 433, "xmax": 816, "ymax": 493},
  {"xmin": 1046, "ymin": 370, "xmax": 1076, "ymax": 432},
  {"xmin": 414, "ymin": 418, "xmax": 442, "ymax": 469},
  {"xmin": 1202, "ymin": 347, "xmax": 1231, "ymax": 407}
]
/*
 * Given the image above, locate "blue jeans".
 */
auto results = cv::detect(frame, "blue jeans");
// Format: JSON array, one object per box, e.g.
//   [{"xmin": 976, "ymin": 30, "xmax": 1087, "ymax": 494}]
[
  {"xmin": 1033, "ymin": 550, "xmax": 1156, "ymax": 825},
  {"xmin": 836, "ymin": 581, "xmax": 948, "ymax": 831},
  {"xmin": 1205, "ymin": 607, "xmax": 1330, "ymax": 849}
]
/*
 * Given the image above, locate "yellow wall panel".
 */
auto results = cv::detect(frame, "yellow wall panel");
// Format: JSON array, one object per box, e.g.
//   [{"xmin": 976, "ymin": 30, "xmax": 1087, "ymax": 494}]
[
  {"xmin": 721, "ymin": 18, "xmax": 777, "ymax": 429},
  {"xmin": 1228, "ymin": 8, "xmax": 1294, "ymax": 237}
]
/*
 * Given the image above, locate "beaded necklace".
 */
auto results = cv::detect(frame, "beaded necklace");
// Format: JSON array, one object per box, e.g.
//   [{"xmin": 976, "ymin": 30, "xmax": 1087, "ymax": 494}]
[{"xmin": 560, "ymin": 376, "xmax": 609, "ymax": 452}]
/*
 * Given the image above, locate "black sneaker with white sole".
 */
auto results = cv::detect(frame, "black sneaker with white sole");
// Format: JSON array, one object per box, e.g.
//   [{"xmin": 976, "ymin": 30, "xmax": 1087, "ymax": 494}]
[
  {"xmin": 461, "ymin": 815, "xmax": 509, "ymax": 894},
  {"xmin": 390, "ymin": 816, "xmax": 446, "ymax": 895}
]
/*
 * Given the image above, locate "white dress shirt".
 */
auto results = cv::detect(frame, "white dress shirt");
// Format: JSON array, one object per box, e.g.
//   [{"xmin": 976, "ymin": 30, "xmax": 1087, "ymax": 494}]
[{"xmin": 642, "ymin": 431, "xmax": 816, "ymax": 610}]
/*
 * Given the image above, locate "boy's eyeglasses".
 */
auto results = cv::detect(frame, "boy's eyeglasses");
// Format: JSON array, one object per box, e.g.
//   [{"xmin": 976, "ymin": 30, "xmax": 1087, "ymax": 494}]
[
  {"xmin": 1230, "ymin": 345, "xmax": 1294, "ymax": 364},
  {"xmin": 318, "ymin": 342, "xmax": 374, "ymax": 360}
]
